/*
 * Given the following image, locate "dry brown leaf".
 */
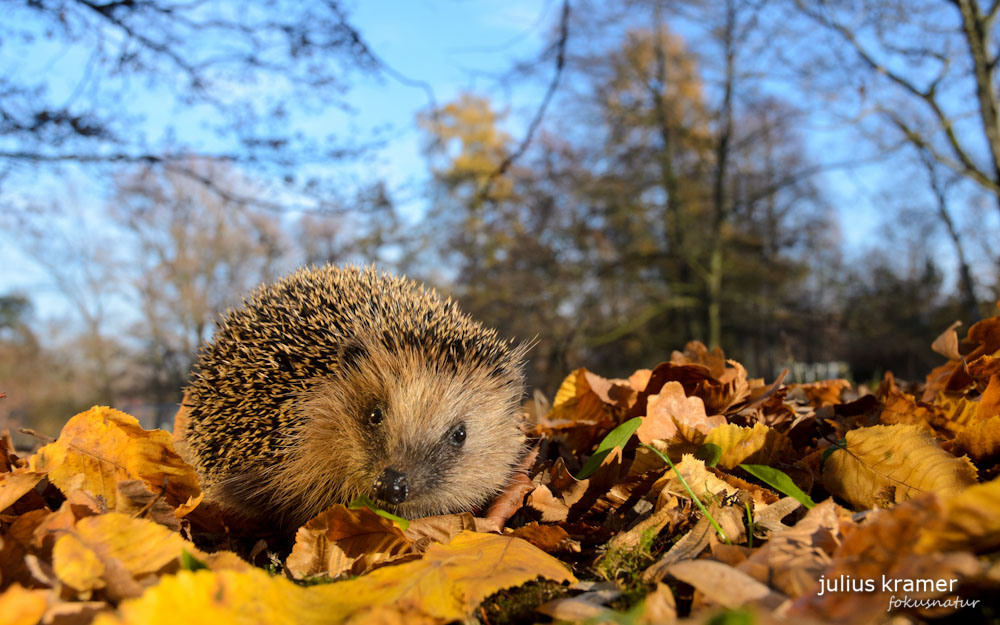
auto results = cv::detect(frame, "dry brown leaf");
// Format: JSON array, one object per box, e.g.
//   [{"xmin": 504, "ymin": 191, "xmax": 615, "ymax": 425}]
[
  {"xmin": 0, "ymin": 508, "xmax": 50, "ymax": 589},
  {"xmin": 931, "ymin": 320, "xmax": 963, "ymax": 361},
  {"xmin": 636, "ymin": 382, "xmax": 725, "ymax": 444},
  {"xmin": 507, "ymin": 523, "xmax": 580, "ymax": 554},
  {"xmin": 788, "ymin": 495, "xmax": 982, "ymax": 625},
  {"xmin": 738, "ymin": 500, "xmax": 843, "ymax": 598},
  {"xmin": 666, "ymin": 559, "xmax": 787, "ymax": 611},
  {"xmin": 934, "ymin": 394, "xmax": 984, "ymax": 436},
  {"xmin": 637, "ymin": 582, "xmax": 677, "ymax": 625},
  {"xmin": 822, "ymin": 424, "xmax": 978, "ymax": 509},
  {"xmin": 113, "ymin": 481, "xmax": 181, "ymax": 532},
  {"xmin": 285, "ymin": 505, "xmax": 414, "ymax": 579},
  {"xmin": 546, "ymin": 368, "xmax": 627, "ymax": 427},
  {"xmin": 790, "ymin": 379, "xmax": 851, "ymax": 407},
  {"xmin": 403, "ymin": 512, "xmax": 483, "ymax": 548},
  {"xmin": 27, "ymin": 406, "xmax": 200, "ymax": 513}
]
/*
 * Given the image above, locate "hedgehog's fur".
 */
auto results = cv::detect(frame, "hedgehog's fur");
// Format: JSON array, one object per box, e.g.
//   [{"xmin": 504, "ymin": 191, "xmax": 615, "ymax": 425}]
[{"xmin": 180, "ymin": 265, "xmax": 528, "ymax": 530}]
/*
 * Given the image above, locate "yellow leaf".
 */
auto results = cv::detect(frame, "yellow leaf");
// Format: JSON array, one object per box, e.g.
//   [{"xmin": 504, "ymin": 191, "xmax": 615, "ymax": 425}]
[
  {"xmin": 650, "ymin": 454, "xmax": 737, "ymax": 504},
  {"xmin": 952, "ymin": 415, "xmax": 1000, "ymax": 463},
  {"xmin": 53, "ymin": 534, "xmax": 106, "ymax": 592},
  {"xmin": 0, "ymin": 470, "xmax": 44, "ymax": 513},
  {"xmin": 95, "ymin": 532, "xmax": 575, "ymax": 625},
  {"xmin": 548, "ymin": 368, "xmax": 626, "ymax": 427},
  {"xmin": 51, "ymin": 513, "xmax": 210, "ymax": 601},
  {"xmin": 27, "ymin": 406, "xmax": 200, "ymax": 511},
  {"xmin": 704, "ymin": 423, "xmax": 794, "ymax": 469},
  {"xmin": 74, "ymin": 513, "xmax": 194, "ymax": 577},
  {"xmin": 933, "ymin": 394, "xmax": 982, "ymax": 436},
  {"xmin": 0, "ymin": 584, "xmax": 48, "ymax": 625},
  {"xmin": 822, "ymin": 424, "xmax": 977, "ymax": 509},
  {"xmin": 916, "ymin": 475, "xmax": 1000, "ymax": 553}
]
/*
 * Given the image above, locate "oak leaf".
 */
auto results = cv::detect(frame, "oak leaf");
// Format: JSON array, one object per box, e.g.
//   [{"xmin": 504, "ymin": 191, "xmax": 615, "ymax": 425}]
[
  {"xmin": 822, "ymin": 424, "xmax": 977, "ymax": 509},
  {"xmin": 27, "ymin": 406, "xmax": 200, "ymax": 512},
  {"xmin": 636, "ymin": 382, "xmax": 725, "ymax": 444}
]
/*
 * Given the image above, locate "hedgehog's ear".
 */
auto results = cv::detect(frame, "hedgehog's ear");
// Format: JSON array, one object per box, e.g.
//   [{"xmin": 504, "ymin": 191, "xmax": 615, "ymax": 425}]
[{"xmin": 337, "ymin": 338, "xmax": 368, "ymax": 374}]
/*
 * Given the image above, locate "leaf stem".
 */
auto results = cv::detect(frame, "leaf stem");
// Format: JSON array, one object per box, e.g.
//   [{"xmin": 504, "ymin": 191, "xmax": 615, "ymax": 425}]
[{"xmin": 641, "ymin": 443, "xmax": 729, "ymax": 543}]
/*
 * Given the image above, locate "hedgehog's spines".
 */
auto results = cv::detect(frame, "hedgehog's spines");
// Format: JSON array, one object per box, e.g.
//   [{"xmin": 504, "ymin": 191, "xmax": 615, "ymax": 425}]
[{"xmin": 181, "ymin": 264, "xmax": 526, "ymax": 525}]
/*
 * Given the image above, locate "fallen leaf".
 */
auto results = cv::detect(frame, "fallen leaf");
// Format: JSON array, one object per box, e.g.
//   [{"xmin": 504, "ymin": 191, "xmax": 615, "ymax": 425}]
[
  {"xmin": 0, "ymin": 584, "xmax": 49, "ymax": 625},
  {"xmin": 0, "ymin": 471, "xmax": 45, "ymax": 514},
  {"xmin": 94, "ymin": 532, "xmax": 575, "ymax": 624},
  {"xmin": 285, "ymin": 505, "xmax": 414, "ymax": 579},
  {"xmin": 788, "ymin": 495, "xmax": 981, "ymax": 625},
  {"xmin": 666, "ymin": 559, "xmax": 786, "ymax": 611},
  {"xmin": 27, "ymin": 407, "xmax": 200, "ymax": 512},
  {"xmin": 822, "ymin": 424, "xmax": 978, "ymax": 509},
  {"xmin": 916, "ymin": 475, "xmax": 1000, "ymax": 553},
  {"xmin": 507, "ymin": 523, "xmax": 580, "ymax": 554},
  {"xmin": 51, "ymin": 513, "xmax": 209, "ymax": 601},
  {"xmin": 637, "ymin": 382, "xmax": 724, "ymax": 444},
  {"xmin": 738, "ymin": 500, "xmax": 842, "ymax": 598},
  {"xmin": 931, "ymin": 320, "xmax": 962, "ymax": 361},
  {"xmin": 952, "ymin": 415, "xmax": 1000, "ymax": 464}
]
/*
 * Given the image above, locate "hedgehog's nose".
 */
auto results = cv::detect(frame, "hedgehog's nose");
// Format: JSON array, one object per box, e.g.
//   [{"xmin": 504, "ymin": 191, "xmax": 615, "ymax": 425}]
[{"xmin": 374, "ymin": 468, "xmax": 408, "ymax": 505}]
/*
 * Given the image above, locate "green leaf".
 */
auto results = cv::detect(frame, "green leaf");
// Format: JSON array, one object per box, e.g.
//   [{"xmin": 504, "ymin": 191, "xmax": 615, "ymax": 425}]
[
  {"xmin": 180, "ymin": 549, "xmax": 208, "ymax": 572},
  {"xmin": 695, "ymin": 442, "xmax": 723, "ymax": 467},
  {"xmin": 821, "ymin": 437, "xmax": 846, "ymax": 471},
  {"xmin": 706, "ymin": 608, "xmax": 756, "ymax": 625},
  {"xmin": 739, "ymin": 463, "xmax": 815, "ymax": 509},
  {"xmin": 576, "ymin": 417, "xmax": 643, "ymax": 480},
  {"xmin": 348, "ymin": 494, "xmax": 411, "ymax": 531}
]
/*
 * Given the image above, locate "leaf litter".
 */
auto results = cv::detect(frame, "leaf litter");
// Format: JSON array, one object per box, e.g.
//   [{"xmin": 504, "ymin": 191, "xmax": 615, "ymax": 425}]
[{"xmin": 4, "ymin": 317, "xmax": 1000, "ymax": 624}]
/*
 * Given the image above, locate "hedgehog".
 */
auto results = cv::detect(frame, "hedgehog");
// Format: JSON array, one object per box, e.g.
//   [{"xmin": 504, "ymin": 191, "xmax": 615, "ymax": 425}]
[{"xmin": 177, "ymin": 265, "xmax": 528, "ymax": 530}]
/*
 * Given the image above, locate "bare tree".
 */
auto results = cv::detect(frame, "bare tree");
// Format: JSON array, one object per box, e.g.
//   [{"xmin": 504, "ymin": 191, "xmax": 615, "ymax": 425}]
[
  {"xmin": 111, "ymin": 158, "xmax": 289, "ymax": 424},
  {"xmin": 793, "ymin": 0, "xmax": 1000, "ymax": 213},
  {"xmin": 1, "ymin": 0, "xmax": 427, "ymax": 210}
]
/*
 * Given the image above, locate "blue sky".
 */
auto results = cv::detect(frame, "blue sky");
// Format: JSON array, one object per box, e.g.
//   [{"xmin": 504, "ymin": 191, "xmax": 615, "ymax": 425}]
[{"xmin": 3, "ymin": 0, "xmax": 980, "ymax": 327}]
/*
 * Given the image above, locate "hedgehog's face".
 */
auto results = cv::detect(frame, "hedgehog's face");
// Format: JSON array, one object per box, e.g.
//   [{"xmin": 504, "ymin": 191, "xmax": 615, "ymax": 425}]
[{"xmin": 283, "ymin": 340, "xmax": 527, "ymax": 521}]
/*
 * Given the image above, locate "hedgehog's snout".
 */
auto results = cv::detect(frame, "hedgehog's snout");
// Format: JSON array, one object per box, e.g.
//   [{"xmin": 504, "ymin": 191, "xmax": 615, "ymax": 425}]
[{"xmin": 373, "ymin": 467, "xmax": 409, "ymax": 505}]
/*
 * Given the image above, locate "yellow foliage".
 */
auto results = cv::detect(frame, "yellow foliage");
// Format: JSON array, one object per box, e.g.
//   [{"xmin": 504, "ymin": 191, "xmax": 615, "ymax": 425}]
[
  {"xmin": 916, "ymin": 475, "xmax": 1000, "ymax": 553},
  {"xmin": 822, "ymin": 424, "xmax": 977, "ymax": 509},
  {"xmin": 0, "ymin": 470, "xmax": 45, "ymax": 513},
  {"xmin": 27, "ymin": 406, "xmax": 200, "ymax": 511},
  {"xmin": 0, "ymin": 584, "xmax": 48, "ymax": 625},
  {"xmin": 95, "ymin": 532, "xmax": 575, "ymax": 624},
  {"xmin": 704, "ymin": 423, "xmax": 794, "ymax": 469}
]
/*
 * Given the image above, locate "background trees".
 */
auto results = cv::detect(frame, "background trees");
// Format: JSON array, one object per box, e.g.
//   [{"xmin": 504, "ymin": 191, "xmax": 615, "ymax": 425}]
[{"xmin": 1, "ymin": 0, "xmax": 993, "ymax": 435}]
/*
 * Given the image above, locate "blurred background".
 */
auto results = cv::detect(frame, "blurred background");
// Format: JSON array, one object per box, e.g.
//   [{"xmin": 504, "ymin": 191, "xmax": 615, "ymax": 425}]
[{"xmin": 1, "ymin": 0, "xmax": 998, "ymax": 438}]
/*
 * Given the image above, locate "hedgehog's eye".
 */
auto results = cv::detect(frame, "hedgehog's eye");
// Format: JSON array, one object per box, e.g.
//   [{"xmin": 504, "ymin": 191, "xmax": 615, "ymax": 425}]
[
  {"xmin": 448, "ymin": 422, "xmax": 466, "ymax": 447},
  {"xmin": 368, "ymin": 406, "xmax": 384, "ymax": 426}
]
